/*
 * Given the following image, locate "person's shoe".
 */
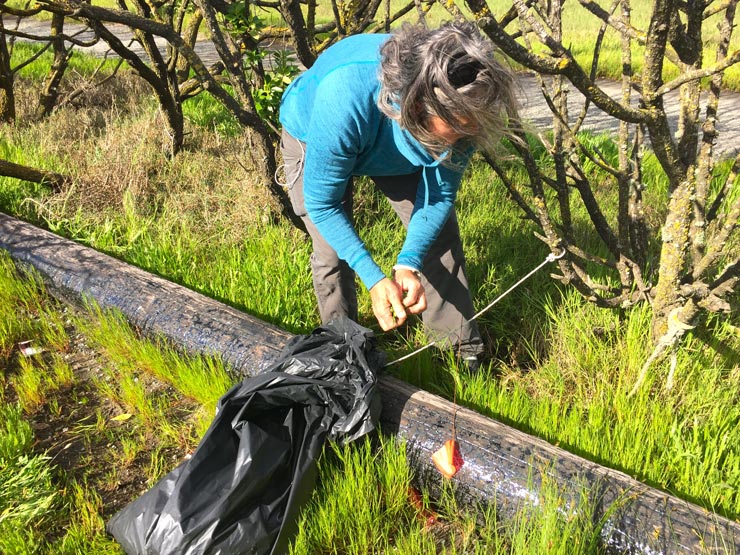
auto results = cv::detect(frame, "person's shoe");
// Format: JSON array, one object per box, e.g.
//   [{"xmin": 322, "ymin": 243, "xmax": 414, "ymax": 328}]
[{"xmin": 461, "ymin": 355, "xmax": 481, "ymax": 374}]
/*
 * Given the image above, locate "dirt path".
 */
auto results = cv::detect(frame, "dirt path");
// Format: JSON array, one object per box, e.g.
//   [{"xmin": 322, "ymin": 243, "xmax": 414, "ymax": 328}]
[{"xmin": 517, "ymin": 73, "xmax": 740, "ymax": 160}]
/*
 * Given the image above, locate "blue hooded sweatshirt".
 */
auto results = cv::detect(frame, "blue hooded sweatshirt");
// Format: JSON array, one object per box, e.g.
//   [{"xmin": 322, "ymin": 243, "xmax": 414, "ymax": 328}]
[{"xmin": 279, "ymin": 33, "xmax": 471, "ymax": 290}]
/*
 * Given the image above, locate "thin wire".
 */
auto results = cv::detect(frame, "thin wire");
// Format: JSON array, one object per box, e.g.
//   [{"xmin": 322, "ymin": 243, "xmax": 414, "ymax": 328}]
[{"xmin": 383, "ymin": 248, "xmax": 565, "ymax": 368}]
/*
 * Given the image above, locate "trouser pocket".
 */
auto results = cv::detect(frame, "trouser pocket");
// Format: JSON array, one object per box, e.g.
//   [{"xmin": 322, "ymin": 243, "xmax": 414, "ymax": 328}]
[{"xmin": 280, "ymin": 129, "xmax": 307, "ymax": 216}]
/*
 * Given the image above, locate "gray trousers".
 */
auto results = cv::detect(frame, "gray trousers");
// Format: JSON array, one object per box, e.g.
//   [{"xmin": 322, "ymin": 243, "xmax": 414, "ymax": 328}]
[{"xmin": 280, "ymin": 129, "xmax": 483, "ymax": 357}]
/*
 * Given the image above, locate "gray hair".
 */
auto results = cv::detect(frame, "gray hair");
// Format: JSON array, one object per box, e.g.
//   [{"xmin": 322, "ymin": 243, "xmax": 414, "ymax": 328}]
[{"xmin": 378, "ymin": 21, "xmax": 520, "ymax": 159}]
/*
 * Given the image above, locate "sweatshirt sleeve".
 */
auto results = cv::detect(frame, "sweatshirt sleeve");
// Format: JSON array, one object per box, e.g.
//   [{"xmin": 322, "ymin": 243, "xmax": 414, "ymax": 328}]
[
  {"xmin": 395, "ymin": 161, "xmax": 466, "ymax": 271},
  {"xmin": 302, "ymin": 66, "xmax": 386, "ymax": 289}
]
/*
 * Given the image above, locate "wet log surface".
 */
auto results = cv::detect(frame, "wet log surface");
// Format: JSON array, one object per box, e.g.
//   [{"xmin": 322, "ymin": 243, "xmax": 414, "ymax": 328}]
[{"xmin": 1, "ymin": 212, "xmax": 738, "ymax": 555}]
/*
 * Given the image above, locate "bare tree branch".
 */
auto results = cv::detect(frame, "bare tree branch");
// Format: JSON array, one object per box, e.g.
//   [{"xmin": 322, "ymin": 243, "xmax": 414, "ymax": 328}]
[
  {"xmin": 0, "ymin": 4, "xmax": 43, "ymax": 16},
  {"xmin": 0, "ymin": 25, "xmax": 100, "ymax": 47},
  {"xmin": 0, "ymin": 158, "xmax": 69, "ymax": 191},
  {"xmin": 657, "ymin": 50, "xmax": 740, "ymax": 96}
]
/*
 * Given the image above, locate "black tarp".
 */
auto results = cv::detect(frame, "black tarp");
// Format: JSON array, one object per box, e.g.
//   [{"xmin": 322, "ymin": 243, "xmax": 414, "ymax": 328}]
[{"xmin": 107, "ymin": 318, "xmax": 383, "ymax": 555}]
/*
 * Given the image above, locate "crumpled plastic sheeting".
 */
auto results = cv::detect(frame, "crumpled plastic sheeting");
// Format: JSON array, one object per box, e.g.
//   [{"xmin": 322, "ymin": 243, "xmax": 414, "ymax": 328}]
[{"xmin": 107, "ymin": 318, "xmax": 384, "ymax": 555}]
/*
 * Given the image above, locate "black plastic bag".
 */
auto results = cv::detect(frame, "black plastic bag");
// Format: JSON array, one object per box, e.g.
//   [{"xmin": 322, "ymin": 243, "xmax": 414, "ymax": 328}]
[{"xmin": 107, "ymin": 318, "xmax": 383, "ymax": 555}]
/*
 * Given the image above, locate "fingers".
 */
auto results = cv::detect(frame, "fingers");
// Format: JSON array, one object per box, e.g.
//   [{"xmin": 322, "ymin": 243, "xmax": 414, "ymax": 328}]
[
  {"xmin": 369, "ymin": 270, "xmax": 427, "ymax": 331},
  {"xmin": 393, "ymin": 268, "xmax": 427, "ymax": 315},
  {"xmin": 389, "ymin": 295, "xmax": 408, "ymax": 327},
  {"xmin": 370, "ymin": 278, "xmax": 407, "ymax": 331},
  {"xmin": 404, "ymin": 293, "xmax": 427, "ymax": 315}
]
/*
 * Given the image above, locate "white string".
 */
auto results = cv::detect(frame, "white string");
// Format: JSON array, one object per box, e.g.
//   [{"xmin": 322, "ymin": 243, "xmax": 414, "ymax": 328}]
[
  {"xmin": 383, "ymin": 249, "xmax": 565, "ymax": 368},
  {"xmin": 470, "ymin": 249, "xmax": 565, "ymax": 322},
  {"xmin": 275, "ymin": 139, "xmax": 305, "ymax": 190}
]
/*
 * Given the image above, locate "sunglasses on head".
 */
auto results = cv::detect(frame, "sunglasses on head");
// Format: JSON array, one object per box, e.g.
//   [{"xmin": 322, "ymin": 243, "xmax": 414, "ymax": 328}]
[{"xmin": 447, "ymin": 55, "xmax": 484, "ymax": 89}]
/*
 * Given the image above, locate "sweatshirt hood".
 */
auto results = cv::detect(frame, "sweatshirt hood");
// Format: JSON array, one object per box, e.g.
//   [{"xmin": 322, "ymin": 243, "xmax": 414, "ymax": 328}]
[
  {"xmin": 391, "ymin": 123, "xmax": 451, "ymax": 211},
  {"xmin": 392, "ymin": 123, "xmax": 447, "ymax": 168}
]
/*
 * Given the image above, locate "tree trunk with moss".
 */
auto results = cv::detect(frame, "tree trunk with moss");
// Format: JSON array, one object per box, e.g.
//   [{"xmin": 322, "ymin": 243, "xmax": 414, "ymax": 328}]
[{"xmin": 35, "ymin": 13, "xmax": 71, "ymax": 119}]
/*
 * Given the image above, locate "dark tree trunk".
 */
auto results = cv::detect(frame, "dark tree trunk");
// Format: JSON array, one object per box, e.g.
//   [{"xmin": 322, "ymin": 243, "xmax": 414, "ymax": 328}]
[
  {"xmin": 35, "ymin": 13, "xmax": 71, "ymax": 120},
  {"xmin": 0, "ymin": 20, "xmax": 16, "ymax": 123},
  {"xmin": 85, "ymin": 18, "xmax": 185, "ymax": 155},
  {"xmin": 280, "ymin": 0, "xmax": 317, "ymax": 68},
  {"xmin": 0, "ymin": 158, "xmax": 69, "ymax": 191}
]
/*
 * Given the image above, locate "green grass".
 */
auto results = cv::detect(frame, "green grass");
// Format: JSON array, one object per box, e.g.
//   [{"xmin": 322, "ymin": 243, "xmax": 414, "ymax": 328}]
[
  {"xmin": 0, "ymin": 449, "xmax": 60, "ymax": 555},
  {"xmin": 292, "ymin": 437, "xmax": 616, "ymax": 554},
  {"xmin": 0, "ymin": 400, "xmax": 122, "ymax": 555},
  {"xmin": 81, "ymin": 305, "xmax": 233, "ymax": 410},
  {"xmin": 0, "ymin": 250, "xmax": 631, "ymax": 554},
  {"xmin": 11, "ymin": 41, "xmax": 121, "ymax": 82},
  {"xmin": 4, "ymin": 95, "xmax": 740, "ymax": 526},
  {"xmin": 447, "ymin": 295, "xmax": 740, "ymax": 517},
  {"xmin": 2, "ymin": 34, "xmax": 740, "ymax": 552},
  {"xmin": 0, "ymin": 255, "xmax": 69, "ymax": 360},
  {"xmin": 0, "ymin": 255, "xmax": 202, "ymax": 551},
  {"xmin": 42, "ymin": 203, "xmax": 319, "ymax": 332}
]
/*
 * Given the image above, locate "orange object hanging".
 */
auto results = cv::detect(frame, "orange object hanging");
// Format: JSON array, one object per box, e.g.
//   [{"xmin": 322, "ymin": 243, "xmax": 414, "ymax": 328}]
[{"xmin": 431, "ymin": 439, "xmax": 464, "ymax": 478}]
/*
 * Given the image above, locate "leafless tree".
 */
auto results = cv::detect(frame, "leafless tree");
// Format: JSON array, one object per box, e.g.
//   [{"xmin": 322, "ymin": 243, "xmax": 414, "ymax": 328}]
[
  {"xmin": 448, "ymin": 0, "xmax": 739, "ymax": 386},
  {"xmin": 0, "ymin": 6, "xmax": 106, "ymax": 121},
  {"xmin": 4, "ymin": 0, "xmax": 429, "ymax": 226}
]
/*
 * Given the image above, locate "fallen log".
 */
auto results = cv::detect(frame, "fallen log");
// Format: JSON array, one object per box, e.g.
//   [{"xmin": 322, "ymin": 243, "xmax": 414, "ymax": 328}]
[
  {"xmin": 1, "ymin": 211, "xmax": 738, "ymax": 555},
  {"xmin": 0, "ymin": 159, "xmax": 69, "ymax": 192}
]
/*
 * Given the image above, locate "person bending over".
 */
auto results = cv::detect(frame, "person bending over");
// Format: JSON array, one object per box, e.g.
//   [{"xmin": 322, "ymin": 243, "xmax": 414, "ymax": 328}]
[{"xmin": 278, "ymin": 21, "xmax": 518, "ymax": 369}]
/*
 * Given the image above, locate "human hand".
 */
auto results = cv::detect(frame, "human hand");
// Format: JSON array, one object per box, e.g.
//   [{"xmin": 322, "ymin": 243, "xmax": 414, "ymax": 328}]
[
  {"xmin": 392, "ymin": 268, "xmax": 427, "ymax": 315},
  {"xmin": 369, "ymin": 278, "xmax": 407, "ymax": 331}
]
